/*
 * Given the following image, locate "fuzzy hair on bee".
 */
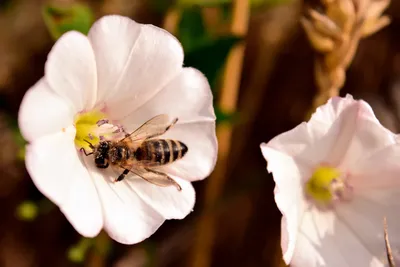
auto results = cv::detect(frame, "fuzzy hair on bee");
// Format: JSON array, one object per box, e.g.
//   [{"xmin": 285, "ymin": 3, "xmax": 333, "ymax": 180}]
[{"xmin": 81, "ymin": 114, "xmax": 188, "ymax": 191}]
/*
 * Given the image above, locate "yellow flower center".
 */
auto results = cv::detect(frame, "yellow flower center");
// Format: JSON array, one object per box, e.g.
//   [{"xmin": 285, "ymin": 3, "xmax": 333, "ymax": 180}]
[
  {"xmin": 74, "ymin": 110, "xmax": 108, "ymax": 150},
  {"xmin": 305, "ymin": 166, "xmax": 348, "ymax": 205}
]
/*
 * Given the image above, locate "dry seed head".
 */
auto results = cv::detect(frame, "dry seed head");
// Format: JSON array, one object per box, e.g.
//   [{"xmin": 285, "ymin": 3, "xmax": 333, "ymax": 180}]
[{"xmin": 302, "ymin": 0, "xmax": 391, "ymax": 114}]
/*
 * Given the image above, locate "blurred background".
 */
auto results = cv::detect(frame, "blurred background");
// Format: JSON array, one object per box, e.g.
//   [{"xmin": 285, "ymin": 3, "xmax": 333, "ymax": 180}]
[{"xmin": 0, "ymin": 0, "xmax": 399, "ymax": 266}]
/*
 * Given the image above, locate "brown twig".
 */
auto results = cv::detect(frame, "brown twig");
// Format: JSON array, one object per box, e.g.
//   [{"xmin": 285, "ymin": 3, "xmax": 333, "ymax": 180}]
[
  {"xmin": 86, "ymin": 231, "xmax": 110, "ymax": 267},
  {"xmin": 302, "ymin": 0, "xmax": 391, "ymax": 117},
  {"xmin": 384, "ymin": 217, "xmax": 396, "ymax": 267},
  {"xmin": 190, "ymin": 1, "xmax": 249, "ymax": 267},
  {"xmin": 163, "ymin": 8, "xmax": 181, "ymax": 35}
]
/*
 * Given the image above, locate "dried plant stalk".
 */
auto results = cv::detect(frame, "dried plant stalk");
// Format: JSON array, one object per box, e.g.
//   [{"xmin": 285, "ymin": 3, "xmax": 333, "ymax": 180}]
[
  {"xmin": 190, "ymin": 1, "xmax": 249, "ymax": 267},
  {"xmin": 302, "ymin": 0, "xmax": 391, "ymax": 115},
  {"xmin": 163, "ymin": 9, "xmax": 181, "ymax": 35},
  {"xmin": 384, "ymin": 217, "xmax": 396, "ymax": 267}
]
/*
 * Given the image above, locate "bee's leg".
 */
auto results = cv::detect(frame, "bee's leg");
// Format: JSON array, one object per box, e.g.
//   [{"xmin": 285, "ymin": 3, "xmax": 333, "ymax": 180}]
[
  {"xmin": 97, "ymin": 119, "xmax": 109, "ymax": 127},
  {"xmin": 115, "ymin": 169, "xmax": 130, "ymax": 182},
  {"xmin": 80, "ymin": 148, "xmax": 93, "ymax": 156}
]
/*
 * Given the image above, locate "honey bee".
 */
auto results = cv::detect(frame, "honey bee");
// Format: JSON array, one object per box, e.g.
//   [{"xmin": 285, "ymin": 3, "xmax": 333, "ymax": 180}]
[{"xmin": 80, "ymin": 114, "xmax": 188, "ymax": 191}]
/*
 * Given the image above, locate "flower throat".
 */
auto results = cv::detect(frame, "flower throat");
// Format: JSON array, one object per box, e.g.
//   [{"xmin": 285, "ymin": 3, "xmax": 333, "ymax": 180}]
[{"xmin": 305, "ymin": 166, "xmax": 353, "ymax": 207}]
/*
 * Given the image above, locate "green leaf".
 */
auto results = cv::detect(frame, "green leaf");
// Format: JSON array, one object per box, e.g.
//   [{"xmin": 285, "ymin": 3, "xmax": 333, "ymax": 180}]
[
  {"xmin": 67, "ymin": 238, "xmax": 93, "ymax": 263},
  {"xmin": 215, "ymin": 107, "xmax": 239, "ymax": 125},
  {"xmin": 184, "ymin": 35, "xmax": 242, "ymax": 90},
  {"xmin": 4, "ymin": 116, "xmax": 27, "ymax": 161},
  {"xmin": 149, "ymin": 0, "xmax": 173, "ymax": 14},
  {"xmin": 42, "ymin": 3, "xmax": 94, "ymax": 41},
  {"xmin": 178, "ymin": 6, "xmax": 210, "ymax": 53},
  {"xmin": 93, "ymin": 232, "xmax": 111, "ymax": 256}
]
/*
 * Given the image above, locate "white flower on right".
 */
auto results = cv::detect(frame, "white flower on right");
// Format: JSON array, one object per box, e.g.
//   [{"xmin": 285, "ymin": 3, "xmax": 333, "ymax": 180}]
[{"xmin": 261, "ymin": 95, "xmax": 400, "ymax": 266}]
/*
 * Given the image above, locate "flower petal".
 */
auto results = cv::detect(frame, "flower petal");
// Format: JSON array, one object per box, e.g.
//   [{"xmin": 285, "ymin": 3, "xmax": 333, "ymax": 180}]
[
  {"xmin": 18, "ymin": 78, "xmax": 74, "ymax": 142},
  {"xmin": 333, "ymin": 97, "xmax": 396, "ymax": 171},
  {"xmin": 308, "ymin": 94, "xmax": 395, "ymax": 169},
  {"xmin": 25, "ymin": 129, "xmax": 102, "ymax": 237},
  {"xmin": 267, "ymin": 95, "xmax": 388, "ymax": 169},
  {"xmin": 263, "ymin": 122, "xmax": 326, "ymax": 169},
  {"xmin": 45, "ymin": 31, "xmax": 97, "ymax": 112},
  {"xmin": 335, "ymin": 190, "xmax": 400, "ymax": 266},
  {"xmin": 88, "ymin": 15, "xmax": 184, "ymax": 117},
  {"xmin": 85, "ymin": 161, "xmax": 165, "ymax": 244},
  {"xmin": 350, "ymin": 143, "xmax": 400, "ymax": 190},
  {"xmin": 117, "ymin": 67, "xmax": 215, "ymax": 127},
  {"xmin": 109, "ymin": 67, "xmax": 217, "ymax": 182},
  {"xmin": 265, "ymin": 95, "xmax": 356, "ymax": 162},
  {"xmin": 154, "ymin": 121, "xmax": 217, "ymax": 182},
  {"xmin": 307, "ymin": 94, "xmax": 362, "ymax": 167},
  {"xmin": 291, "ymin": 206, "xmax": 383, "ymax": 267},
  {"xmin": 260, "ymin": 144, "xmax": 308, "ymax": 263},
  {"xmin": 130, "ymin": 176, "xmax": 195, "ymax": 220}
]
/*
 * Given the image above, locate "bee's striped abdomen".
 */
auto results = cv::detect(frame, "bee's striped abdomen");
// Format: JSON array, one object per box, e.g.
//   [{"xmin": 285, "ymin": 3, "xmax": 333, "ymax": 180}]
[{"xmin": 136, "ymin": 139, "xmax": 188, "ymax": 165}]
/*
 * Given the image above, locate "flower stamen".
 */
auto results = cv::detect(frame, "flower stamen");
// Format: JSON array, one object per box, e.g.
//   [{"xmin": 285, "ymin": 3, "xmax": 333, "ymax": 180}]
[
  {"xmin": 74, "ymin": 110, "xmax": 123, "ymax": 150},
  {"xmin": 305, "ymin": 166, "xmax": 353, "ymax": 207}
]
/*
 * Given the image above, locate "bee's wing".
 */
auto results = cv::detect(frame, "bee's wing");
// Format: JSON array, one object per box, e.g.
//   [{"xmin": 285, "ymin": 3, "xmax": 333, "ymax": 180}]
[
  {"xmin": 122, "ymin": 114, "xmax": 178, "ymax": 142},
  {"xmin": 123, "ymin": 164, "xmax": 182, "ymax": 191}
]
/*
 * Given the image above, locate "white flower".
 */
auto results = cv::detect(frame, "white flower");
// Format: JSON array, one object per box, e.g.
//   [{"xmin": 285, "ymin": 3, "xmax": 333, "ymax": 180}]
[
  {"xmin": 261, "ymin": 95, "xmax": 400, "ymax": 266},
  {"xmin": 18, "ymin": 15, "xmax": 217, "ymax": 244}
]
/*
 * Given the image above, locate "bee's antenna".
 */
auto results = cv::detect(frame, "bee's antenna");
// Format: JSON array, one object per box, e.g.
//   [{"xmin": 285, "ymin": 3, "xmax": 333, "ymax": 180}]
[{"xmin": 83, "ymin": 139, "xmax": 95, "ymax": 149}]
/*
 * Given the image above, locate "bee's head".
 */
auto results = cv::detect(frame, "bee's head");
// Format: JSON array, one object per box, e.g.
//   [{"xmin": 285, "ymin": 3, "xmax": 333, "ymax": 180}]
[{"xmin": 94, "ymin": 141, "xmax": 111, "ymax": 168}]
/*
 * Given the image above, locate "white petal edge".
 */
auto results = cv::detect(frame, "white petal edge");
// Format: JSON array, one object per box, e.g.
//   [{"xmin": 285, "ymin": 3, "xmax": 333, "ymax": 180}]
[
  {"xmin": 25, "ymin": 129, "xmax": 103, "ymax": 237},
  {"xmin": 291, "ymin": 207, "xmax": 383, "ymax": 267},
  {"xmin": 116, "ymin": 67, "xmax": 215, "ymax": 128},
  {"xmin": 335, "ymin": 98, "xmax": 396, "ymax": 171},
  {"xmin": 130, "ymin": 176, "xmax": 195, "ymax": 220},
  {"xmin": 260, "ymin": 144, "xmax": 308, "ymax": 263},
  {"xmin": 349, "ymin": 143, "xmax": 400, "ymax": 190},
  {"xmin": 155, "ymin": 121, "xmax": 217, "ymax": 182},
  {"xmin": 88, "ymin": 15, "xmax": 184, "ymax": 117},
  {"xmin": 268, "ymin": 95, "xmax": 387, "ymax": 170},
  {"xmin": 265, "ymin": 95, "xmax": 357, "ymax": 165},
  {"xmin": 45, "ymin": 31, "xmax": 97, "ymax": 112},
  {"xmin": 85, "ymin": 159, "xmax": 165, "ymax": 244},
  {"xmin": 18, "ymin": 78, "xmax": 74, "ymax": 142},
  {"xmin": 336, "ymin": 190, "xmax": 400, "ymax": 266}
]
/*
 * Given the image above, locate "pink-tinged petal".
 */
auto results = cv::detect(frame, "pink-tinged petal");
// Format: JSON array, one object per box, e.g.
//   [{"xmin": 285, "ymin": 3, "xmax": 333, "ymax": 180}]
[
  {"xmin": 269, "ymin": 95, "xmax": 389, "ymax": 170},
  {"xmin": 154, "ymin": 121, "xmax": 217, "ymax": 182},
  {"xmin": 335, "ymin": 190, "xmax": 400, "ymax": 266},
  {"xmin": 260, "ymin": 144, "xmax": 308, "ymax": 263},
  {"xmin": 350, "ymin": 143, "xmax": 400, "ymax": 190},
  {"xmin": 85, "ymin": 160, "xmax": 165, "ymax": 244},
  {"xmin": 118, "ymin": 67, "xmax": 215, "ymax": 127},
  {"xmin": 308, "ymin": 95, "xmax": 362, "ymax": 167},
  {"xmin": 18, "ymin": 78, "xmax": 74, "ymax": 142},
  {"xmin": 25, "ymin": 129, "xmax": 102, "ymax": 237},
  {"xmin": 130, "ymin": 176, "xmax": 195, "ymax": 220},
  {"xmin": 265, "ymin": 95, "xmax": 359, "ymax": 167},
  {"xmin": 110, "ymin": 68, "xmax": 217, "ymax": 182},
  {"xmin": 88, "ymin": 15, "xmax": 184, "ymax": 117},
  {"xmin": 291, "ymin": 207, "xmax": 383, "ymax": 267},
  {"xmin": 45, "ymin": 31, "xmax": 97, "ymax": 112},
  {"xmin": 263, "ymin": 122, "xmax": 327, "ymax": 169},
  {"xmin": 335, "ymin": 100, "xmax": 396, "ymax": 171},
  {"xmin": 87, "ymin": 15, "xmax": 140, "ymax": 105}
]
